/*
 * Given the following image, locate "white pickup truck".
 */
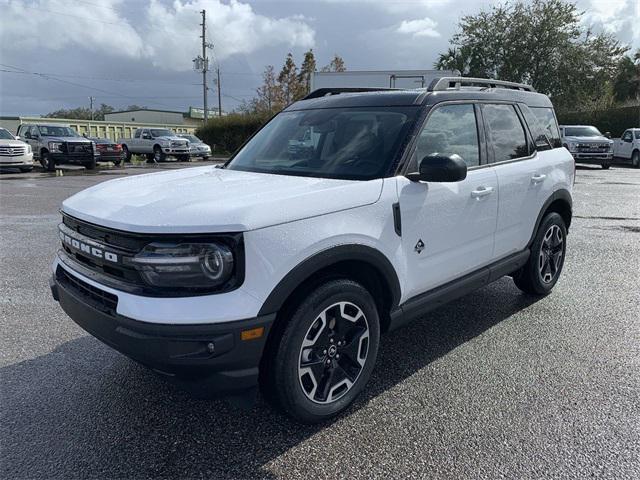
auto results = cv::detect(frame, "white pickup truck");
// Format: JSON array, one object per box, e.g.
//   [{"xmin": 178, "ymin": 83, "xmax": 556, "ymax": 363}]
[
  {"xmin": 118, "ymin": 128, "xmax": 190, "ymax": 162},
  {"xmin": 613, "ymin": 128, "xmax": 640, "ymax": 168}
]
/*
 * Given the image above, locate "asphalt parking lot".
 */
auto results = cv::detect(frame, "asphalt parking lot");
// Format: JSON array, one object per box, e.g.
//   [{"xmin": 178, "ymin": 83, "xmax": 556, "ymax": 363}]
[{"xmin": 1, "ymin": 164, "xmax": 639, "ymax": 479}]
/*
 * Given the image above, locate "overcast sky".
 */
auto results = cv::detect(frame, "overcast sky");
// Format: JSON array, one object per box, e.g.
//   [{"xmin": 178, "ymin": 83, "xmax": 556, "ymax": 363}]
[{"xmin": 0, "ymin": 0, "xmax": 638, "ymax": 116}]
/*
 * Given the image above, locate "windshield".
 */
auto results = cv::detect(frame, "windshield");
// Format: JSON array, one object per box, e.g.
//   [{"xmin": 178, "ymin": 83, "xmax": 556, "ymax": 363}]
[
  {"xmin": 38, "ymin": 126, "xmax": 79, "ymax": 137},
  {"xmin": 0, "ymin": 129, "xmax": 14, "ymax": 140},
  {"xmin": 179, "ymin": 135, "xmax": 200, "ymax": 142},
  {"xmin": 564, "ymin": 126, "xmax": 602, "ymax": 137},
  {"xmin": 150, "ymin": 129, "xmax": 174, "ymax": 137},
  {"xmin": 226, "ymin": 107, "xmax": 419, "ymax": 180}
]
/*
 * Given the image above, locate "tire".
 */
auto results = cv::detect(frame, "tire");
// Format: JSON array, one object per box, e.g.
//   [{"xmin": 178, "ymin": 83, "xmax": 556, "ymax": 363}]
[
  {"xmin": 601, "ymin": 163, "xmax": 610, "ymax": 169},
  {"xmin": 153, "ymin": 146, "xmax": 166, "ymax": 163},
  {"xmin": 514, "ymin": 212, "xmax": 567, "ymax": 295},
  {"xmin": 177, "ymin": 154, "xmax": 190, "ymax": 162},
  {"xmin": 19, "ymin": 166, "xmax": 33, "ymax": 173},
  {"xmin": 113, "ymin": 158, "xmax": 122, "ymax": 167},
  {"xmin": 122, "ymin": 145, "xmax": 132, "ymax": 162},
  {"xmin": 40, "ymin": 150, "xmax": 55, "ymax": 172},
  {"xmin": 267, "ymin": 279, "xmax": 380, "ymax": 424},
  {"xmin": 632, "ymin": 150, "xmax": 639, "ymax": 169},
  {"xmin": 84, "ymin": 158, "xmax": 96, "ymax": 170}
]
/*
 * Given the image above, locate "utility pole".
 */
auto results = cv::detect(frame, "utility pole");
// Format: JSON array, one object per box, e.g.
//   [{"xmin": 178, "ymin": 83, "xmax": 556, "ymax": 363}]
[
  {"xmin": 216, "ymin": 66, "xmax": 222, "ymax": 116},
  {"xmin": 89, "ymin": 96, "xmax": 95, "ymax": 120},
  {"xmin": 200, "ymin": 10, "xmax": 208, "ymax": 123}
]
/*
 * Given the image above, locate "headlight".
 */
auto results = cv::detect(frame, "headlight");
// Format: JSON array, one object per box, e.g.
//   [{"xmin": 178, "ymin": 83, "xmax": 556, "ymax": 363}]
[
  {"xmin": 26, "ymin": 144, "xmax": 32, "ymax": 153},
  {"xmin": 568, "ymin": 142, "xmax": 577, "ymax": 152},
  {"xmin": 127, "ymin": 242, "xmax": 234, "ymax": 288},
  {"xmin": 91, "ymin": 141, "xmax": 97, "ymax": 153},
  {"xmin": 48, "ymin": 142, "xmax": 63, "ymax": 152}
]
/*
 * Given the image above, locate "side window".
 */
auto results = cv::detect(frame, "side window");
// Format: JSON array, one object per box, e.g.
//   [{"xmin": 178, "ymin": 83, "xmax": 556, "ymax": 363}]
[
  {"xmin": 134, "ymin": 129, "xmax": 141, "ymax": 139},
  {"xmin": 482, "ymin": 104, "xmax": 529, "ymax": 162},
  {"xmin": 519, "ymin": 104, "xmax": 551, "ymax": 151},
  {"xmin": 531, "ymin": 107, "xmax": 561, "ymax": 148},
  {"xmin": 622, "ymin": 130, "xmax": 632, "ymax": 141},
  {"xmin": 412, "ymin": 103, "xmax": 480, "ymax": 169}
]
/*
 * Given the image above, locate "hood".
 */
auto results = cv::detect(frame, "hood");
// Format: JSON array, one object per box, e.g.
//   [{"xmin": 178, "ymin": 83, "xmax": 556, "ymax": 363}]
[
  {"xmin": 563, "ymin": 135, "xmax": 612, "ymax": 144},
  {"xmin": 43, "ymin": 136, "xmax": 91, "ymax": 143},
  {"xmin": 0, "ymin": 139, "xmax": 28, "ymax": 147},
  {"xmin": 156, "ymin": 136, "xmax": 187, "ymax": 142},
  {"xmin": 61, "ymin": 167, "xmax": 383, "ymax": 233}
]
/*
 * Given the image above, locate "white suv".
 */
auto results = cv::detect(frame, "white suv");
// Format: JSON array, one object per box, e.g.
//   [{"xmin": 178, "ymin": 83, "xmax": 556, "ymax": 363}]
[{"xmin": 51, "ymin": 78, "xmax": 574, "ymax": 423}]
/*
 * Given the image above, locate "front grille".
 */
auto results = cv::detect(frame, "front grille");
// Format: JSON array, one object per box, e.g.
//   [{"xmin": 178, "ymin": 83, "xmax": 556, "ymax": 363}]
[
  {"xmin": 57, "ymin": 266, "xmax": 118, "ymax": 315},
  {"xmin": 171, "ymin": 141, "xmax": 187, "ymax": 148},
  {"xmin": 0, "ymin": 145, "xmax": 27, "ymax": 156},
  {"xmin": 576, "ymin": 143, "xmax": 610, "ymax": 153},
  {"xmin": 64, "ymin": 142, "xmax": 93, "ymax": 154}
]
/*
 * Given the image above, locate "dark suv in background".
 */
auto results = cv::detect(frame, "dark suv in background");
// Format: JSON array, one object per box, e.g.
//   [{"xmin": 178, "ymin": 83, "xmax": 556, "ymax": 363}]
[{"xmin": 17, "ymin": 124, "xmax": 98, "ymax": 171}]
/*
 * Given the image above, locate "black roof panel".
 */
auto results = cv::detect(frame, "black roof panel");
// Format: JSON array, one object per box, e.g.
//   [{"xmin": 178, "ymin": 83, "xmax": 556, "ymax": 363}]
[{"xmin": 286, "ymin": 87, "xmax": 553, "ymax": 110}]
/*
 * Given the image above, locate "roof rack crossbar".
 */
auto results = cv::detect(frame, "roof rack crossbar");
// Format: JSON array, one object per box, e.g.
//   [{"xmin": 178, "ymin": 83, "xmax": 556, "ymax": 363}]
[
  {"xmin": 303, "ymin": 87, "xmax": 396, "ymax": 100},
  {"xmin": 428, "ymin": 77, "xmax": 536, "ymax": 92}
]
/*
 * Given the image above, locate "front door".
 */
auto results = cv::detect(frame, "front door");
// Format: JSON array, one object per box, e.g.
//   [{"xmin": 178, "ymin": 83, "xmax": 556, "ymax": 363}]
[
  {"xmin": 618, "ymin": 130, "xmax": 633, "ymax": 159},
  {"xmin": 398, "ymin": 103, "xmax": 498, "ymax": 301}
]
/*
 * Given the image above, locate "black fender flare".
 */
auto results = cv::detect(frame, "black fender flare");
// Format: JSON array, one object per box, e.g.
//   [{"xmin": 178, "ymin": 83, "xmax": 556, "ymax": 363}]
[
  {"xmin": 528, "ymin": 188, "xmax": 572, "ymax": 247},
  {"xmin": 257, "ymin": 244, "xmax": 402, "ymax": 316}
]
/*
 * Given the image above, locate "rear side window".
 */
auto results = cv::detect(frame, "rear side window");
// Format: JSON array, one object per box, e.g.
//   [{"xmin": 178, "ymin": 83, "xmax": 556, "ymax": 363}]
[
  {"xmin": 134, "ymin": 130, "xmax": 141, "ymax": 138},
  {"xmin": 412, "ymin": 103, "xmax": 480, "ymax": 168},
  {"xmin": 531, "ymin": 107, "xmax": 561, "ymax": 148},
  {"xmin": 482, "ymin": 104, "xmax": 529, "ymax": 162}
]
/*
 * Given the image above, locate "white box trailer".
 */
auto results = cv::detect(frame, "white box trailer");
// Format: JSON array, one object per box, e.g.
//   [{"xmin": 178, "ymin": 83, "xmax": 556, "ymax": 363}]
[{"xmin": 310, "ymin": 69, "xmax": 460, "ymax": 91}]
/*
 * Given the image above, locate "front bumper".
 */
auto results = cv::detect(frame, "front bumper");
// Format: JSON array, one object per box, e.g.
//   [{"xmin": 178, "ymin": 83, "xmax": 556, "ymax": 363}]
[
  {"xmin": 0, "ymin": 153, "xmax": 33, "ymax": 167},
  {"xmin": 51, "ymin": 153, "xmax": 95, "ymax": 164},
  {"xmin": 50, "ymin": 268, "xmax": 275, "ymax": 395},
  {"xmin": 163, "ymin": 147, "xmax": 190, "ymax": 155},
  {"xmin": 570, "ymin": 152, "xmax": 613, "ymax": 164}
]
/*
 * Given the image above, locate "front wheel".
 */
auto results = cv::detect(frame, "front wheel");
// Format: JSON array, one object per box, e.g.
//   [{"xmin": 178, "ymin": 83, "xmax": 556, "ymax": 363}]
[
  {"xmin": 40, "ymin": 151, "xmax": 55, "ymax": 172},
  {"xmin": 84, "ymin": 158, "xmax": 96, "ymax": 170},
  {"xmin": 122, "ymin": 145, "xmax": 132, "ymax": 162},
  {"xmin": 267, "ymin": 279, "xmax": 380, "ymax": 423},
  {"xmin": 153, "ymin": 146, "xmax": 166, "ymax": 163},
  {"xmin": 514, "ymin": 212, "xmax": 567, "ymax": 295},
  {"xmin": 177, "ymin": 154, "xmax": 190, "ymax": 162}
]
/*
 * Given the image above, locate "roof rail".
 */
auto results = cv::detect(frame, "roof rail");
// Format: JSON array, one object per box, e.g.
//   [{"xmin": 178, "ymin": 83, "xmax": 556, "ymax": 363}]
[
  {"xmin": 303, "ymin": 87, "xmax": 396, "ymax": 100},
  {"xmin": 428, "ymin": 77, "xmax": 536, "ymax": 92}
]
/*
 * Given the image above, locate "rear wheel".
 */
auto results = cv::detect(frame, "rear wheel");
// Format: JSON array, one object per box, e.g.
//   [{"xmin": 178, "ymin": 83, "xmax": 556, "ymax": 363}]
[
  {"xmin": 514, "ymin": 212, "xmax": 567, "ymax": 295},
  {"xmin": 267, "ymin": 279, "xmax": 380, "ymax": 423},
  {"xmin": 632, "ymin": 150, "xmax": 639, "ymax": 168}
]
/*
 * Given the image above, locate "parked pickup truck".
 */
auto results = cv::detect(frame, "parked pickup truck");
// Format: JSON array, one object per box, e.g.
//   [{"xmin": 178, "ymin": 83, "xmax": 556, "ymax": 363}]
[
  {"xmin": 613, "ymin": 128, "xmax": 640, "ymax": 168},
  {"xmin": 119, "ymin": 128, "xmax": 190, "ymax": 162},
  {"xmin": 559, "ymin": 125, "xmax": 614, "ymax": 169}
]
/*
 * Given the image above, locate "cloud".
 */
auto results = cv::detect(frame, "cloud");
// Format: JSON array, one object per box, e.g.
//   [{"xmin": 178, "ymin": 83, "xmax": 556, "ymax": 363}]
[
  {"xmin": 0, "ymin": 0, "xmax": 315, "ymax": 71},
  {"xmin": 323, "ymin": 0, "xmax": 453, "ymax": 14},
  {"xmin": 397, "ymin": 17, "xmax": 441, "ymax": 38},
  {"xmin": 581, "ymin": 0, "xmax": 639, "ymax": 48}
]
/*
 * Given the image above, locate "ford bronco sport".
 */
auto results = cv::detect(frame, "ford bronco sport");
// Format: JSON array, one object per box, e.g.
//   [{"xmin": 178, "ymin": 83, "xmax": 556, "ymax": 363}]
[{"xmin": 51, "ymin": 78, "xmax": 573, "ymax": 423}]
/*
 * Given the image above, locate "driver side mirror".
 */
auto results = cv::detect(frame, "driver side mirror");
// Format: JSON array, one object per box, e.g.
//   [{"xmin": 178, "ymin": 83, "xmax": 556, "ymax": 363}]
[
  {"xmin": 14, "ymin": 135, "xmax": 21, "ymax": 140},
  {"xmin": 406, "ymin": 154, "xmax": 468, "ymax": 183}
]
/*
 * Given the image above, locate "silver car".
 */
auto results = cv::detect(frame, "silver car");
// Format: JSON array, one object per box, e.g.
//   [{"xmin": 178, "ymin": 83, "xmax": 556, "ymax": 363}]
[{"xmin": 177, "ymin": 134, "xmax": 211, "ymax": 160}]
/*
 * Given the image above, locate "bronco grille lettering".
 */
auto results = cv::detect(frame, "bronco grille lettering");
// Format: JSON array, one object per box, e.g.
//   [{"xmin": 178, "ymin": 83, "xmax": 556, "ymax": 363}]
[{"xmin": 59, "ymin": 230, "xmax": 119, "ymax": 263}]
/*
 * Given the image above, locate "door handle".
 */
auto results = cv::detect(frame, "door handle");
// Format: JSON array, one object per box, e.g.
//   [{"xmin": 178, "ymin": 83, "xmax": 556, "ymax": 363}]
[
  {"xmin": 471, "ymin": 186, "xmax": 494, "ymax": 198},
  {"xmin": 531, "ymin": 174, "xmax": 547, "ymax": 183}
]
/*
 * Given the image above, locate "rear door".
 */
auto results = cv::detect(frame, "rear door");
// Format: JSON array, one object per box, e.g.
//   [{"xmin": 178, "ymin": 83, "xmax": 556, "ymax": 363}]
[
  {"xmin": 398, "ymin": 102, "xmax": 499, "ymax": 299},
  {"xmin": 484, "ymin": 103, "xmax": 555, "ymax": 258}
]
